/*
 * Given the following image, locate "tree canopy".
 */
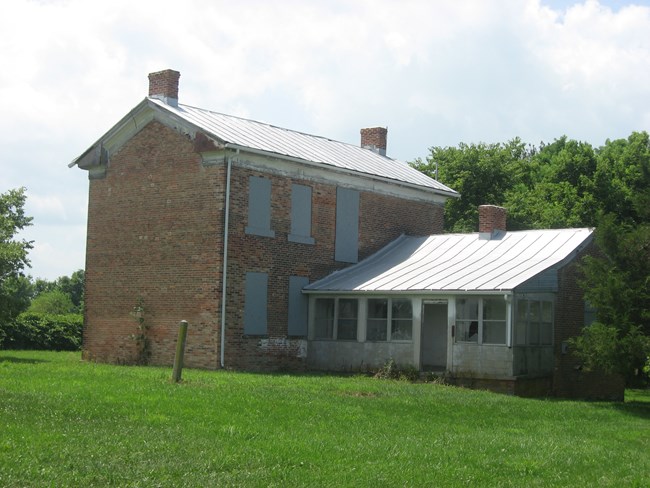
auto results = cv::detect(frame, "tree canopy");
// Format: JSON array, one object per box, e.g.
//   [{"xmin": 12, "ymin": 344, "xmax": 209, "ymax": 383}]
[{"xmin": 0, "ymin": 188, "xmax": 33, "ymax": 325}]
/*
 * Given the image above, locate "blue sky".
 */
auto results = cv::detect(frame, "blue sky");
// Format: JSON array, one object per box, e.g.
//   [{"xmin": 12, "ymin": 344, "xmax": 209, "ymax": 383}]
[{"xmin": 1, "ymin": 0, "xmax": 649, "ymax": 280}]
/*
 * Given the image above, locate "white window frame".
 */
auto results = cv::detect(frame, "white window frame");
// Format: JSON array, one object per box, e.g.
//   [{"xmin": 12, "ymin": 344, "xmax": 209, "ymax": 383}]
[
  {"xmin": 455, "ymin": 296, "xmax": 508, "ymax": 346},
  {"xmin": 366, "ymin": 297, "xmax": 413, "ymax": 342},
  {"xmin": 312, "ymin": 297, "xmax": 358, "ymax": 341}
]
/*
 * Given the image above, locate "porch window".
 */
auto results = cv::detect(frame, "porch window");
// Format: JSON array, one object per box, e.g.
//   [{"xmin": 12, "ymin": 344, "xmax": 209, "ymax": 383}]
[
  {"xmin": 366, "ymin": 298, "xmax": 413, "ymax": 341},
  {"xmin": 337, "ymin": 299, "xmax": 358, "ymax": 340},
  {"xmin": 314, "ymin": 297, "xmax": 358, "ymax": 341},
  {"xmin": 482, "ymin": 298, "xmax": 506, "ymax": 344},
  {"xmin": 367, "ymin": 299, "xmax": 388, "ymax": 341},
  {"xmin": 529, "ymin": 301, "xmax": 540, "ymax": 345},
  {"xmin": 514, "ymin": 298, "xmax": 554, "ymax": 346},
  {"xmin": 391, "ymin": 299, "xmax": 413, "ymax": 340},
  {"xmin": 314, "ymin": 298, "xmax": 335, "ymax": 339},
  {"xmin": 456, "ymin": 298, "xmax": 479, "ymax": 342},
  {"xmin": 456, "ymin": 297, "xmax": 507, "ymax": 345}
]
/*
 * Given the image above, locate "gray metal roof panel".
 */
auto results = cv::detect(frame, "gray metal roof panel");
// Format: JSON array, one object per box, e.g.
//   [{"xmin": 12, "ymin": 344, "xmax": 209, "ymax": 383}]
[
  {"xmin": 305, "ymin": 228, "xmax": 593, "ymax": 293},
  {"xmin": 148, "ymin": 98, "xmax": 457, "ymax": 194}
]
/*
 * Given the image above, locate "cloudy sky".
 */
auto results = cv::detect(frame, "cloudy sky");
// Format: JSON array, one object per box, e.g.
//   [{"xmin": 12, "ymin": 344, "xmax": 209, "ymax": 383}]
[{"xmin": 1, "ymin": 0, "xmax": 649, "ymax": 281}]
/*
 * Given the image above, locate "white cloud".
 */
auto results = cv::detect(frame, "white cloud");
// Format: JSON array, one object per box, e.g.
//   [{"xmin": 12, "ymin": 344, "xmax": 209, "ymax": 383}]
[{"xmin": 1, "ymin": 0, "xmax": 649, "ymax": 279}]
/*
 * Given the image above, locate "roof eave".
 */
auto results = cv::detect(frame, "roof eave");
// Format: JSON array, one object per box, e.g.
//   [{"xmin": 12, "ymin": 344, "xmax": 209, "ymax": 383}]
[{"xmin": 224, "ymin": 142, "xmax": 458, "ymax": 200}]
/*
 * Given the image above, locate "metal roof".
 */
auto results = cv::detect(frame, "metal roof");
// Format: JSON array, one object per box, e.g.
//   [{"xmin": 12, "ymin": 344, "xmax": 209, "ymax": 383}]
[
  {"xmin": 304, "ymin": 228, "xmax": 593, "ymax": 293},
  {"xmin": 149, "ymin": 98, "xmax": 457, "ymax": 195}
]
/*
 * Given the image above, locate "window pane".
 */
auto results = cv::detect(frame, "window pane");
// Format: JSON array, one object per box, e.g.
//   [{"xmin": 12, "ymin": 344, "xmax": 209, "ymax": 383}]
[
  {"xmin": 338, "ymin": 299, "xmax": 357, "ymax": 319},
  {"xmin": 391, "ymin": 319, "xmax": 412, "ymax": 340},
  {"xmin": 367, "ymin": 319, "xmax": 387, "ymax": 341},
  {"xmin": 337, "ymin": 299, "xmax": 357, "ymax": 340},
  {"xmin": 314, "ymin": 298, "xmax": 334, "ymax": 339},
  {"xmin": 540, "ymin": 301, "xmax": 552, "ymax": 345},
  {"xmin": 483, "ymin": 321, "xmax": 506, "ymax": 344},
  {"xmin": 368, "ymin": 299, "xmax": 388, "ymax": 319},
  {"xmin": 457, "ymin": 298, "xmax": 478, "ymax": 342},
  {"xmin": 367, "ymin": 299, "xmax": 387, "ymax": 341},
  {"xmin": 483, "ymin": 298, "xmax": 506, "ymax": 320},
  {"xmin": 457, "ymin": 298, "xmax": 479, "ymax": 320},
  {"xmin": 457, "ymin": 320, "xmax": 479, "ymax": 342},
  {"xmin": 392, "ymin": 299, "xmax": 412, "ymax": 319},
  {"xmin": 391, "ymin": 299, "xmax": 412, "ymax": 340}
]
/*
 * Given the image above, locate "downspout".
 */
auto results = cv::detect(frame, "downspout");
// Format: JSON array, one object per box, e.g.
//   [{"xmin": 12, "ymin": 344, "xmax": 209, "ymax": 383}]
[{"xmin": 220, "ymin": 150, "xmax": 236, "ymax": 368}]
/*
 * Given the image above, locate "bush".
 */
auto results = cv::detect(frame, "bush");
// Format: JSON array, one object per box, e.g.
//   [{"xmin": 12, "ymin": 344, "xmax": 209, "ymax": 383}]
[
  {"xmin": 0, "ymin": 312, "xmax": 82, "ymax": 351},
  {"xmin": 374, "ymin": 358, "xmax": 420, "ymax": 382}
]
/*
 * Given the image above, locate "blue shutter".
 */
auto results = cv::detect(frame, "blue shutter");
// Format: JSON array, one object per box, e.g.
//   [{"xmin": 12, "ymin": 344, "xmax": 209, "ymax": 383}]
[
  {"xmin": 335, "ymin": 187, "xmax": 359, "ymax": 263},
  {"xmin": 289, "ymin": 184, "xmax": 314, "ymax": 244},
  {"xmin": 244, "ymin": 272, "xmax": 268, "ymax": 335},
  {"xmin": 288, "ymin": 276, "xmax": 309, "ymax": 336},
  {"xmin": 245, "ymin": 176, "xmax": 275, "ymax": 237}
]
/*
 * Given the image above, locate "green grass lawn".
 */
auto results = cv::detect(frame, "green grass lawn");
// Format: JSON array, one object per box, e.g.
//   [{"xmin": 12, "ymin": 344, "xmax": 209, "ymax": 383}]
[{"xmin": 1, "ymin": 351, "xmax": 648, "ymax": 487}]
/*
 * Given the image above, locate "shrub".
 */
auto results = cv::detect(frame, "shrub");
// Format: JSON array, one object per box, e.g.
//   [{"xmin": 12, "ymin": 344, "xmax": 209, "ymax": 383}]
[
  {"xmin": 0, "ymin": 312, "xmax": 82, "ymax": 351},
  {"xmin": 374, "ymin": 358, "xmax": 420, "ymax": 382}
]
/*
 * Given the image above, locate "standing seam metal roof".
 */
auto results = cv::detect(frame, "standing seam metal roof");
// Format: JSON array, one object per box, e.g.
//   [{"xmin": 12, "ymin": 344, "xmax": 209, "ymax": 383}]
[
  {"xmin": 304, "ymin": 228, "xmax": 593, "ymax": 292},
  {"xmin": 148, "ymin": 98, "xmax": 457, "ymax": 195}
]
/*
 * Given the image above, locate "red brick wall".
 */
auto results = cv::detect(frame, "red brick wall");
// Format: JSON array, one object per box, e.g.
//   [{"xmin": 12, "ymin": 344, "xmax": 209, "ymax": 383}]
[
  {"xmin": 360, "ymin": 192, "xmax": 444, "ymax": 259},
  {"xmin": 82, "ymin": 120, "xmax": 445, "ymax": 371},
  {"xmin": 552, "ymin": 243, "xmax": 625, "ymax": 400},
  {"xmin": 222, "ymin": 166, "xmax": 445, "ymax": 370},
  {"xmin": 83, "ymin": 121, "xmax": 224, "ymax": 369}
]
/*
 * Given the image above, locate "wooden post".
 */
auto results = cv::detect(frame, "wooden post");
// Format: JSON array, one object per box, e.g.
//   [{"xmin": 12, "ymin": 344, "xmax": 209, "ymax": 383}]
[{"xmin": 171, "ymin": 320, "xmax": 189, "ymax": 383}]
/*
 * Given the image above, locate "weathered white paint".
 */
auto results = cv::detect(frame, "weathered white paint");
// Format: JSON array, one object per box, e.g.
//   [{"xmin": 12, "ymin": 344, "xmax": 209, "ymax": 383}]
[
  {"xmin": 307, "ymin": 340, "xmax": 414, "ymax": 371},
  {"xmin": 450, "ymin": 343, "xmax": 514, "ymax": 379}
]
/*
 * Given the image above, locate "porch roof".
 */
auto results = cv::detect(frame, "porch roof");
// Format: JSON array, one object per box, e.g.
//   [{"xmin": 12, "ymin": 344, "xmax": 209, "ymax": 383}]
[{"xmin": 304, "ymin": 228, "xmax": 593, "ymax": 293}]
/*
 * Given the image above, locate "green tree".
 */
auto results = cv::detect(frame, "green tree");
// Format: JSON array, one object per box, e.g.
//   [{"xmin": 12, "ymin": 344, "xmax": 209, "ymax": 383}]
[
  {"xmin": 28, "ymin": 290, "xmax": 75, "ymax": 315},
  {"xmin": 0, "ymin": 274, "xmax": 33, "ymax": 325},
  {"xmin": 505, "ymin": 137, "xmax": 598, "ymax": 229},
  {"xmin": 56, "ymin": 269, "xmax": 84, "ymax": 311},
  {"xmin": 574, "ymin": 133, "xmax": 650, "ymax": 382},
  {"xmin": 0, "ymin": 188, "xmax": 33, "ymax": 325},
  {"xmin": 412, "ymin": 139, "xmax": 532, "ymax": 232}
]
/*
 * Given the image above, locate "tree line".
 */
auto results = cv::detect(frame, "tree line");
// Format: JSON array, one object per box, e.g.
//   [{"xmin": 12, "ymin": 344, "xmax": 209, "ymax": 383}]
[
  {"xmin": 412, "ymin": 131, "xmax": 650, "ymax": 384},
  {"xmin": 0, "ymin": 188, "xmax": 83, "ymax": 349}
]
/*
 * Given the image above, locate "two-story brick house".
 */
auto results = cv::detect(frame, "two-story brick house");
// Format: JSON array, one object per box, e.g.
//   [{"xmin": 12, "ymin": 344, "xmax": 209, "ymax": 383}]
[
  {"xmin": 72, "ymin": 70, "xmax": 622, "ymax": 399},
  {"xmin": 71, "ymin": 69, "xmax": 457, "ymax": 371}
]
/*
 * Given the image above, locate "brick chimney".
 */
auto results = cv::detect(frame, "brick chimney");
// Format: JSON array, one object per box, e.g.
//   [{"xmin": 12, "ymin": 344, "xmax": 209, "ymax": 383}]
[
  {"xmin": 360, "ymin": 127, "xmax": 387, "ymax": 156},
  {"xmin": 148, "ymin": 69, "xmax": 180, "ymax": 107},
  {"xmin": 478, "ymin": 205, "xmax": 507, "ymax": 237}
]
